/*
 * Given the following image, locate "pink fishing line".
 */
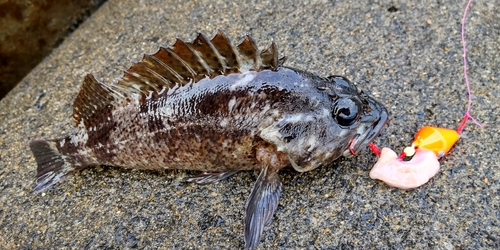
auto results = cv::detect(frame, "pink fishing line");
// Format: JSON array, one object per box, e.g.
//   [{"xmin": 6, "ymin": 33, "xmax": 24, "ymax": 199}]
[{"xmin": 458, "ymin": 0, "xmax": 484, "ymax": 134}]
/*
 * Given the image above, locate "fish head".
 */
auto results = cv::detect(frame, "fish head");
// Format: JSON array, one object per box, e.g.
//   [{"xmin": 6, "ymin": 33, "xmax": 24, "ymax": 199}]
[
  {"xmin": 325, "ymin": 76, "xmax": 389, "ymax": 158},
  {"xmin": 260, "ymin": 74, "xmax": 388, "ymax": 172}
]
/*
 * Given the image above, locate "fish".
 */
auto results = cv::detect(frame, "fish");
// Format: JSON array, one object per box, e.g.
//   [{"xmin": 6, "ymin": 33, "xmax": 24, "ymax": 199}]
[{"xmin": 29, "ymin": 30, "xmax": 388, "ymax": 249}]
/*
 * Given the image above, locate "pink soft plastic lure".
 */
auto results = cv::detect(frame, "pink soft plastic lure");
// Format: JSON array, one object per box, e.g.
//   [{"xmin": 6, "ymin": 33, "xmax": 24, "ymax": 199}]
[
  {"xmin": 368, "ymin": 0, "xmax": 484, "ymax": 189},
  {"xmin": 369, "ymin": 148, "xmax": 439, "ymax": 189}
]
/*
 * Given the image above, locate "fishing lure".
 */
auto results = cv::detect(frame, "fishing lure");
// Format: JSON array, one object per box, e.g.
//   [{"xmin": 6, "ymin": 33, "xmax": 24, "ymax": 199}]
[
  {"xmin": 369, "ymin": 147, "xmax": 440, "ymax": 189},
  {"xmin": 369, "ymin": 0, "xmax": 484, "ymax": 189}
]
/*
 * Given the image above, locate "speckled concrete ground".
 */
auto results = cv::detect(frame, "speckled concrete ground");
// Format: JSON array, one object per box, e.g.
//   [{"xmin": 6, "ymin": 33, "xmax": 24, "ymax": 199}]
[{"xmin": 1, "ymin": 0, "xmax": 499, "ymax": 249}]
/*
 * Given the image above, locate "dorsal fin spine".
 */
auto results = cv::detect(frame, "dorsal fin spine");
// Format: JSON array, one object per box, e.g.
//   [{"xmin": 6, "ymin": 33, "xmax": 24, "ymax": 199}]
[
  {"xmin": 192, "ymin": 49, "xmax": 215, "ymax": 75},
  {"xmin": 173, "ymin": 38, "xmax": 213, "ymax": 76},
  {"xmin": 207, "ymin": 37, "xmax": 230, "ymax": 70},
  {"xmin": 141, "ymin": 55, "xmax": 179, "ymax": 87},
  {"xmin": 248, "ymin": 36, "xmax": 262, "ymax": 70},
  {"xmin": 259, "ymin": 42, "xmax": 278, "ymax": 69},
  {"xmin": 234, "ymin": 36, "xmax": 259, "ymax": 72},
  {"xmin": 143, "ymin": 66, "xmax": 171, "ymax": 88},
  {"xmin": 122, "ymin": 71, "xmax": 149, "ymax": 94},
  {"xmin": 165, "ymin": 47, "xmax": 197, "ymax": 78},
  {"xmin": 189, "ymin": 33, "xmax": 225, "ymax": 73},
  {"xmin": 149, "ymin": 54, "xmax": 185, "ymax": 83},
  {"xmin": 211, "ymin": 29, "xmax": 240, "ymax": 71}
]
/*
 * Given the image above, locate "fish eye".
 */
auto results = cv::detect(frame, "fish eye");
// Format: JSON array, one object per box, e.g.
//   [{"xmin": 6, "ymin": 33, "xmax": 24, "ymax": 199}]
[{"xmin": 333, "ymin": 98, "xmax": 360, "ymax": 126}]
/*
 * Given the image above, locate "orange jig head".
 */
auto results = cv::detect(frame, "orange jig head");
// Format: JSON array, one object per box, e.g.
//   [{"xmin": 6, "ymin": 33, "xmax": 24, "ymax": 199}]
[{"xmin": 409, "ymin": 126, "xmax": 460, "ymax": 157}]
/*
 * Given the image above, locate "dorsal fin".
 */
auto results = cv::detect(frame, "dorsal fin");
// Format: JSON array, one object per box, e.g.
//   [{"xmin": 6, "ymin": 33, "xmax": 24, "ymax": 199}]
[
  {"xmin": 236, "ymin": 35, "xmax": 259, "ymax": 72},
  {"xmin": 73, "ymin": 74, "xmax": 117, "ymax": 128},
  {"xmin": 187, "ymin": 33, "xmax": 225, "ymax": 75},
  {"xmin": 259, "ymin": 42, "xmax": 279, "ymax": 70},
  {"xmin": 72, "ymin": 30, "xmax": 283, "ymax": 127},
  {"xmin": 210, "ymin": 30, "xmax": 240, "ymax": 72}
]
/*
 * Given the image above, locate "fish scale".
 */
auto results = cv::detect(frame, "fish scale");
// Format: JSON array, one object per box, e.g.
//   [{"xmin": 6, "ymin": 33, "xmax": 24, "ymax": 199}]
[{"xmin": 29, "ymin": 30, "xmax": 388, "ymax": 250}]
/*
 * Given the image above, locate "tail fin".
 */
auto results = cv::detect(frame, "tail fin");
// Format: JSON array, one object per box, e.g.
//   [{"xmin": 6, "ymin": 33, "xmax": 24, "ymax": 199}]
[{"xmin": 29, "ymin": 139, "xmax": 77, "ymax": 193}]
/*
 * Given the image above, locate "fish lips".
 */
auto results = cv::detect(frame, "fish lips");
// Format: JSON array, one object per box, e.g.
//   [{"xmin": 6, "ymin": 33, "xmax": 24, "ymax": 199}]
[{"xmin": 343, "ymin": 96, "xmax": 389, "ymax": 157}]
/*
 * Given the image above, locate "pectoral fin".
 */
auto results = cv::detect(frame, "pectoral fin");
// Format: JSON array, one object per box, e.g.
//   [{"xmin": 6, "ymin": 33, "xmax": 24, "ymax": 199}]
[
  {"xmin": 244, "ymin": 166, "xmax": 282, "ymax": 250},
  {"xmin": 184, "ymin": 171, "xmax": 239, "ymax": 185}
]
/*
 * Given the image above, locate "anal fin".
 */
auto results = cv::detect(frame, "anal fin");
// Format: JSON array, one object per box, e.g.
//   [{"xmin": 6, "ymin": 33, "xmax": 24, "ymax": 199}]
[
  {"xmin": 184, "ymin": 171, "xmax": 239, "ymax": 185},
  {"xmin": 244, "ymin": 166, "xmax": 282, "ymax": 250}
]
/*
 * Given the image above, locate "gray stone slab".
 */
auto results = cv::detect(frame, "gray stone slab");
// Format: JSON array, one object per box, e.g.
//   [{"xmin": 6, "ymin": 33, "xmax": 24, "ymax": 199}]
[{"xmin": 1, "ymin": 0, "xmax": 499, "ymax": 249}]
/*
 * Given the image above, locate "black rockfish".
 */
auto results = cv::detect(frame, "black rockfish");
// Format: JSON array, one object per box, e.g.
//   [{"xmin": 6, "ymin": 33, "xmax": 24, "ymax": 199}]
[{"xmin": 30, "ymin": 30, "xmax": 388, "ymax": 249}]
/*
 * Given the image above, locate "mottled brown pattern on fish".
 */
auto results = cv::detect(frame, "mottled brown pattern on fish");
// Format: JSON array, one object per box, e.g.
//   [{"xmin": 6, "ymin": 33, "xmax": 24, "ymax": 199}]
[{"xmin": 85, "ymin": 71, "xmax": 292, "ymax": 171}]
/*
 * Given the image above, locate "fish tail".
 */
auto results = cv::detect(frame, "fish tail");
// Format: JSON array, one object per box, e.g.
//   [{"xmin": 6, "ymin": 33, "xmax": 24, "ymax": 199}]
[{"xmin": 29, "ymin": 139, "xmax": 81, "ymax": 193}]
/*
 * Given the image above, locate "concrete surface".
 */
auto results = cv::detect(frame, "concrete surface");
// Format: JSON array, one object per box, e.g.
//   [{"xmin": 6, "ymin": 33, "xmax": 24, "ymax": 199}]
[
  {"xmin": 0, "ymin": 0, "xmax": 106, "ymax": 99},
  {"xmin": 1, "ymin": 0, "xmax": 499, "ymax": 248}
]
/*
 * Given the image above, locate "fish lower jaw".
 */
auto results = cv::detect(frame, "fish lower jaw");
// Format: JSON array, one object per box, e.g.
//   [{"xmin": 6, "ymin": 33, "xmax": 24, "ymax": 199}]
[
  {"xmin": 348, "ymin": 126, "xmax": 374, "ymax": 157},
  {"xmin": 342, "ymin": 149, "xmax": 355, "ymax": 158}
]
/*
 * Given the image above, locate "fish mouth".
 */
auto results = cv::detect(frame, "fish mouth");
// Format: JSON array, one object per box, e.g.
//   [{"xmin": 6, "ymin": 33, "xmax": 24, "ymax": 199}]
[{"xmin": 343, "ymin": 97, "xmax": 388, "ymax": 157}]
